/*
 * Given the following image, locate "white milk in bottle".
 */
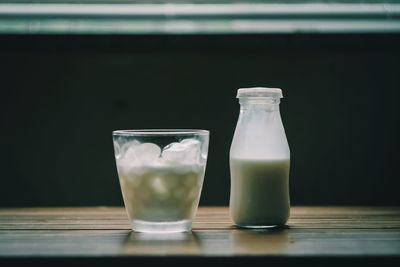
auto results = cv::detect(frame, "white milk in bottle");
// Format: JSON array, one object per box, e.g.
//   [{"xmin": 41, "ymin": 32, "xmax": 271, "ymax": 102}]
[{"xmin": 229, "ymin": 87, "xmax": 290, "ymax": 228}]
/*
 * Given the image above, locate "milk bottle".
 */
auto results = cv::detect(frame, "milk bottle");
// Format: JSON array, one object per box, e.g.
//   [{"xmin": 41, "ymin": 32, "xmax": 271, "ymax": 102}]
[{"xmin": 229, "ymin": 87, "xmax": 290, "ymax": 228}]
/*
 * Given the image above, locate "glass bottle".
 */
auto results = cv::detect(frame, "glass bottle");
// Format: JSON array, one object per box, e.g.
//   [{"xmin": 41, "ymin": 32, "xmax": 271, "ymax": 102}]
[{"xmin": 229, "ymin": 87, "xmax": 290, "ymax": 228}]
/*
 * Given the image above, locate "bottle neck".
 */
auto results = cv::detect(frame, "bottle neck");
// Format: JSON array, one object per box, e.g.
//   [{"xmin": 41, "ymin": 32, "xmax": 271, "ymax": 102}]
[{"xmin": 239, "ymin": 97, "xmax": 281, "ymax": 112}]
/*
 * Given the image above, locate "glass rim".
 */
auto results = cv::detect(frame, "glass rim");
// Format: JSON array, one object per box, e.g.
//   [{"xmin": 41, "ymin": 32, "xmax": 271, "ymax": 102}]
[{"xmin": 112, "ymin": 129, "xmax": 209, "ymax": 136}]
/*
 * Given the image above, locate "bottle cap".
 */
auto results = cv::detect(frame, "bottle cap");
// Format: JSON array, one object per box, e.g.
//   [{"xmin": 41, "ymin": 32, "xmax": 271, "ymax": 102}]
[{"xmin": 237, "ymin": 87, "xmax": 283, "ymax": 98}]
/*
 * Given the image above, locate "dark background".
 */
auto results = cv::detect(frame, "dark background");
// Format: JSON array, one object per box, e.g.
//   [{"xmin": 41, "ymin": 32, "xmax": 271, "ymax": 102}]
[{"xmin": 1, "ymin": 34, "xmax": 399, "ymax": 207}]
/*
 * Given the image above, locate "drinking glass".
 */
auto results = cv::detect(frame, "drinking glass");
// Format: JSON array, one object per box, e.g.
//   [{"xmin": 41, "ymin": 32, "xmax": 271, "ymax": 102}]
[{"xmin": 113, "ymin": 129, "xmax": 209, "ymax": 233}]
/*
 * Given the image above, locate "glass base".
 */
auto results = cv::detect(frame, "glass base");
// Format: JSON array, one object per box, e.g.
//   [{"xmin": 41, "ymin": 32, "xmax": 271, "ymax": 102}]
[{"xmin": 131, "ymin": 219, "xmax": 192, "ymax": 233}]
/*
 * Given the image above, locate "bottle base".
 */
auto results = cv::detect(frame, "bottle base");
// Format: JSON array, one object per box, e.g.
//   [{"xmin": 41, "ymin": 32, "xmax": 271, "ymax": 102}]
[{"xmin": 234, "ymin": 223, "xmax": 284, "ymax": 229}]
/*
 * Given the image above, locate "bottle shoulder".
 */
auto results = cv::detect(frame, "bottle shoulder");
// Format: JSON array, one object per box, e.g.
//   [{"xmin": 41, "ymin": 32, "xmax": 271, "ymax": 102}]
[{"xmin": 230, "ymin": 110, "xmax": 290, "ymax": 159}]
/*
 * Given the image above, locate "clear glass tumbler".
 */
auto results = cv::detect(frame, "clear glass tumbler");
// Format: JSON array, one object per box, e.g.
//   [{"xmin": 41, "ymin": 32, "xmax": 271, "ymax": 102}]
[{"xmin": 112, "ymin": 129, "xmax": 209, "ymax": 233}]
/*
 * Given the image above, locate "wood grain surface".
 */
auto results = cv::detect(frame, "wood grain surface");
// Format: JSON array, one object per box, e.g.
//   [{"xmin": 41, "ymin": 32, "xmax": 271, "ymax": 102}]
[{"xmin": 0, "ymin": 207, "xmax": 399, "ymax": 261}]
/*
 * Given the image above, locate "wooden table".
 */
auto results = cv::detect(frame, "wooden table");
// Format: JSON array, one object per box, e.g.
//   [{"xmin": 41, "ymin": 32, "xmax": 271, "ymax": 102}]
[{"xmin": 0, "ymin": 207, "xmax": 399, "ymax": 266}]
